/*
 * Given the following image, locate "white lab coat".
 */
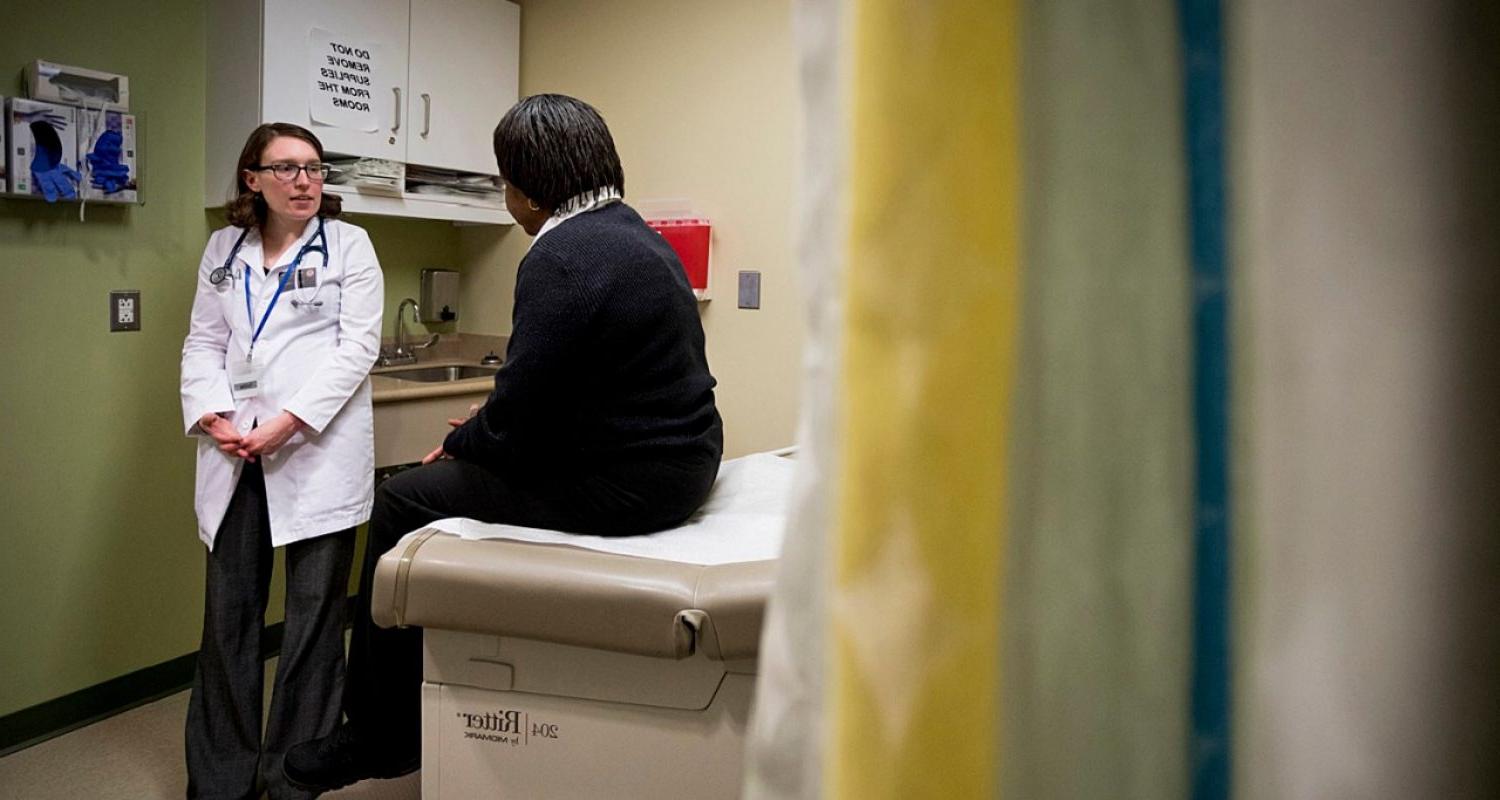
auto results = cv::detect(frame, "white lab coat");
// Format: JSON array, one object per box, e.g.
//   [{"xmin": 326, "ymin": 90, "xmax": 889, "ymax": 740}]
[{"xmin": 180, "ymin": 217, "xmax": 384, "ymax": 549}]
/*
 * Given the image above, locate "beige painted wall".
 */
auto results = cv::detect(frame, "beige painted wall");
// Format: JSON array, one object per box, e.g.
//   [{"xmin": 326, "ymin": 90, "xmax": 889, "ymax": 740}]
[
  {"xmin": 1234, "ymin": 0, "xmax": 1500, "ymax": 796},
  {"xmin": 457, "ymin": 0, "xmax": 804, "ymax": 459}
]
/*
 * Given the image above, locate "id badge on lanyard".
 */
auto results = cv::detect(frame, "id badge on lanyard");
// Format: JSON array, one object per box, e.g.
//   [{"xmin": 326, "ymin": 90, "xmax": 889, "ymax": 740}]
[
  {"xmin": 235, "ymin": 253, "xmax": 297, "ymax": 400},
  {"xmin": 228, "ymin": 355, "xmax": 266, "ymax": 400}
]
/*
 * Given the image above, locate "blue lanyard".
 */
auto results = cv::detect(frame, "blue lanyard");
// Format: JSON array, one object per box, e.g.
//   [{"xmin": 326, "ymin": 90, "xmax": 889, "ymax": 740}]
[{"xmin": 241, "ymin": 218, "xmax": 327, "ymax": 359}]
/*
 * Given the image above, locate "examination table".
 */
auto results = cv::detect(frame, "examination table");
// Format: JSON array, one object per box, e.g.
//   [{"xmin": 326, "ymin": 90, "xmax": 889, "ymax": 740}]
[{"xmin": 369, "ymin": 452, "xmax": 792, "ymax": 799}]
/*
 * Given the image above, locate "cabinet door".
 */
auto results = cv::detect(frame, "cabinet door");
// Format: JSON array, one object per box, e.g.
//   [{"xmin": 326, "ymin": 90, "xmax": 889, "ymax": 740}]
[
  {"xmin": 406, "ymin": 0, "xmax": 520, "ymax": 175},
  {"xmin": 262, "ymin": 0, "xmax": 410, "ymax": 161}
]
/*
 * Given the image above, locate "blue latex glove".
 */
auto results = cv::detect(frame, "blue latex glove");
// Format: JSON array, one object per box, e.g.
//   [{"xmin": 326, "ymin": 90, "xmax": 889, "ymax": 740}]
[
  {"xmin": 86, "ymin": 129, "xmax": 131, "ymax": 194},
  {"xmin": 29, "ymin": 121, "xmax": 81, "ymax": 202}
]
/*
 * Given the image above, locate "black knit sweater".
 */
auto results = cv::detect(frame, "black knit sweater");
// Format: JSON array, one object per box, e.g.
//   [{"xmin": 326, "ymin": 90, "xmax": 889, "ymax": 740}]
[{"xmin": 444, "ymin": 202, "xmax": 723, "ymax": 475}]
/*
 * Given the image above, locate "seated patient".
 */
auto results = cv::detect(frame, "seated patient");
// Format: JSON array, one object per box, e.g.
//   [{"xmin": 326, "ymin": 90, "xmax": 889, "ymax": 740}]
[{"xmin": 284, "ymin": 93, "xmax": 724, "ymax": 792}]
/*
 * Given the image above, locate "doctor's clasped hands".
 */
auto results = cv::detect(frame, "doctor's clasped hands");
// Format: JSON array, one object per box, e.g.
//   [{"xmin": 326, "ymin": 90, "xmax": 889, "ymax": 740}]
[{"xmin": 196, "ymin": 410, "xmax": 306, "ymax": 463}]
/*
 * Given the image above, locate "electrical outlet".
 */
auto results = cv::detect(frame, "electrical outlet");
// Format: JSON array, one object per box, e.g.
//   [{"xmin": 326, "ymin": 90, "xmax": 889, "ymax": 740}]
[
  {"xmin": 738, "ymin": 271, "xmax": 761, "ymax": 310},
  {"xmin": 110, "ymin": 290, "xmax": 141, "ymax": 332}
]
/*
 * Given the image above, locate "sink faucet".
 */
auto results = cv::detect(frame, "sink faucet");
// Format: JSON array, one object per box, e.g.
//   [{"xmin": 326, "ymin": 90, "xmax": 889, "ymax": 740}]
[
  {"xmin": 395, "ymin": 297, "xmax": 420, "ymax": 361},
  {"xmin": 380, "ymin": 298, "xmax": 438, "ymax": 366}
]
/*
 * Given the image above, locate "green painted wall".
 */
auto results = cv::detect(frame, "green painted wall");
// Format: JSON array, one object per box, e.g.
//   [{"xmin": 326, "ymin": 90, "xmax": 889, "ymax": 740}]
[{"xmin": 0, "ymin": 0, "xmax": 462, "ymax": 718}]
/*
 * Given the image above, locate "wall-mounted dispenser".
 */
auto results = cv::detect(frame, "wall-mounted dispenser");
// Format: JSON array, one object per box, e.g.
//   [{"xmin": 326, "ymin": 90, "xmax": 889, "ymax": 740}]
[
  {"xmin": 8, "ymin": 98, "xmax": 80, "ymax": 200},
  {"xmin": 639, "ymin": 199, "xmax": 711, "ymax": 301},
  {"xmin": 25, "ymin": 61, "xmax": 130, "ymax": 112},
  {"xmin": 420, "ymin": 269, "xmax": 460, "ymax": 323}
]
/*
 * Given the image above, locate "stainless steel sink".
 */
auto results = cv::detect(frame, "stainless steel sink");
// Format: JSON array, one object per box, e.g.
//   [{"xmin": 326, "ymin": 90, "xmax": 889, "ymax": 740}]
[{"xmin": 378, "ymin": 364, "xmax": 499, "ymax": 383}]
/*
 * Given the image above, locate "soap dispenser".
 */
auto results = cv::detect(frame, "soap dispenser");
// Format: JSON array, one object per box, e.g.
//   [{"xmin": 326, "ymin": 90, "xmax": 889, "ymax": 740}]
[{"xmin": 419, "ymin": 269, "xmax": 460, "ymax": 323}]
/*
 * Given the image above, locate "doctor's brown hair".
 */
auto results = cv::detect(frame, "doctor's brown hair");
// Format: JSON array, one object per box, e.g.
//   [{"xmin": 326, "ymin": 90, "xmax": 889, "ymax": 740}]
[{"xmin": 224, "ymin": 122, "xmax": 342, "ymax": 228}]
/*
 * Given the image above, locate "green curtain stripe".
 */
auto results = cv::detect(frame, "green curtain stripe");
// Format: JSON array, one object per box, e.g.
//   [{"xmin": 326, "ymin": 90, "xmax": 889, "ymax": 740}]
[{"xmin": 1002, "ymin": 1, "xmax": 1193, "ymax": 797}]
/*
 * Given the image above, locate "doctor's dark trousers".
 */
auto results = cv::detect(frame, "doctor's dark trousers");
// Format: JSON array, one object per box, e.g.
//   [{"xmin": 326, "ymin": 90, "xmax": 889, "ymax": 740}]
[
  {"xmin": 343, "ymin": 452, "xmax": 719, "ymax": 757},
  {"xmin": 185, "ymin": 459, "xmax": 356, "ymax": 800}
]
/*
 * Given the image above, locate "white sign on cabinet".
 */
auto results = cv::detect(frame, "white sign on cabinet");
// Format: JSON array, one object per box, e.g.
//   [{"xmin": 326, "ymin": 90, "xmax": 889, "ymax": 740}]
[{"xmin": 308, "ymin": 28, "xmax": 382, "ymax": 132}]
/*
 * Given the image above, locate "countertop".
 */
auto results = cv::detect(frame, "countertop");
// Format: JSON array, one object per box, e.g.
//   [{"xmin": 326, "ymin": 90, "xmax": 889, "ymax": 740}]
[
  {"xmin": 371, "ymin": 360, "xmax": 498, "ymax": 402},
  {"xmin": 370, "ymin": 334, "xmax": 506, "ymax": 403}
]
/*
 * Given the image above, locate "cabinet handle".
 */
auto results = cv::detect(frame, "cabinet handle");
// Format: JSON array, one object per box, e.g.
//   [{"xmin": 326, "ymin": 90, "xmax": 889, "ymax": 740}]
[
  {"xmin": 421, "ymin": 93, "xmax": 431, "ymax": 138},
  {"xmin": 392, "ymin": 87, "xmax": 402, "ymax": 134}
]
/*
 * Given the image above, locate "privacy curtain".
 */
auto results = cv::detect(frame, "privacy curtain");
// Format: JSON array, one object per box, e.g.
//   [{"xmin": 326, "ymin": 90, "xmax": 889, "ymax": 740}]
[{"xmin": 743, "ymin": 1, "xmax": 1197, "ymax": 798}]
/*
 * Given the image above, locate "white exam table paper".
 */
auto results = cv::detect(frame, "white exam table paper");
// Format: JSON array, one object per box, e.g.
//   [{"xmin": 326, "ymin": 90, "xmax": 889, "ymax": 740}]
[{"xmin": 420, "ymin": 451, "xmax": 793, "ymax": 566}]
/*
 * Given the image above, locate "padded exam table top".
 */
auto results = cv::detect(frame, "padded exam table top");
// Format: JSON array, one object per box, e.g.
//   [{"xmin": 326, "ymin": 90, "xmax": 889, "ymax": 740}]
[{"xmin": 370, "ymin": 453, "xmax": 793, "ymax": 662}]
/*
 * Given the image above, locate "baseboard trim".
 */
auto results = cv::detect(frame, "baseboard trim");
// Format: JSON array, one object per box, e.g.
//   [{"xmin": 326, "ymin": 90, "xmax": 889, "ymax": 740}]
[{"xmin": 1, "ymin": 596, "xmax": 355, "ymax": 757}]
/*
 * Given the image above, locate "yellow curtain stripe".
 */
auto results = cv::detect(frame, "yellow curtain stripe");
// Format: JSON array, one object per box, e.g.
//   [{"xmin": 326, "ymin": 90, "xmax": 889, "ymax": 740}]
[{"xmin": 831, "ymin": 1, "xmax": 1021, "ymax": 797}]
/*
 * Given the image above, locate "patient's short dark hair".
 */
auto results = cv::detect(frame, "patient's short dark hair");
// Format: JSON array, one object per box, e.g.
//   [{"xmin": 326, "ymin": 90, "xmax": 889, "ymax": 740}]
[{"xmin": 492, "ymin": 94, "xmax": 625, "ymax": 211}]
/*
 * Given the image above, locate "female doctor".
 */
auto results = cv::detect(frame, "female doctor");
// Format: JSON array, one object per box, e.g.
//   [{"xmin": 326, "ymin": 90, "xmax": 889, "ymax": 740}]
[{"xmin": 179, "ymin": 122, "xmax": 383, "ymax": 800}]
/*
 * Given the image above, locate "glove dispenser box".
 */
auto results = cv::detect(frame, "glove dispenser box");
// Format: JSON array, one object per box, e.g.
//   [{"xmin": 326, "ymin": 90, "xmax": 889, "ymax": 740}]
[
  {"xmin": 77, "ymin": 110, "xmax": 137, "ymax": 202},
  {"xmin": 7, "ymin": 98, "xmax": 80, "ymax": 201},
  {"xmin": 420, "ymin": 269, "xmax": 461, "ymax": 323}
]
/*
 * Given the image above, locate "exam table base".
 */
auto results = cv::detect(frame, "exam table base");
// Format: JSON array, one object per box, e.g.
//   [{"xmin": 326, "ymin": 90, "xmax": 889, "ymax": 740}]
[{"xmin": 420, "ymin": 629, "xmax": 757, "ymax": 799}]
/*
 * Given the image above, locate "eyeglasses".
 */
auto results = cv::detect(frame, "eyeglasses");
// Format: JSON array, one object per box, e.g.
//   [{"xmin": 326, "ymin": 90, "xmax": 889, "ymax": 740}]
[{"xmin": 252, "ymin": 162, "xmax": 332, "ymax": 182}]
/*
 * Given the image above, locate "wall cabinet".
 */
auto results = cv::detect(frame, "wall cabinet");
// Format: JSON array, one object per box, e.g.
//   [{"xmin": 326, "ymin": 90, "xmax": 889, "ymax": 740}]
[
  {"xmin": 258, "ymin": 0, "xmax": 410, "ymax": 165},
  {"xmin": 405, "ymin": 0, "xmax": 519, "ymax": 174},
  {"xmin": 206, "ymin": 0, "xmax": 519, "ymax": 223}
]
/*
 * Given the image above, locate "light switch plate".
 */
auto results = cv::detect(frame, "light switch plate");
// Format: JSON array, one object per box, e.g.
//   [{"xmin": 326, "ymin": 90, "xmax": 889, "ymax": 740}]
[
  {"xmin": 110, "ymin": 290, "xmax": 141, "ymax": 332},
  {"xmin": 738, "ymin": 271, "xmax": 761, "ymax": 310}
]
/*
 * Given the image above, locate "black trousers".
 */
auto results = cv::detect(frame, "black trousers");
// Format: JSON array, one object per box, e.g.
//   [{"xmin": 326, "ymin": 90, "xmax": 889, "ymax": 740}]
[
  {"xmin": 342, "ymin": 451, "xmax": 719, "ymax": 756},
  {"xmin": 185, "ymin": 460, "xmax": 356, "ymax": 800}
]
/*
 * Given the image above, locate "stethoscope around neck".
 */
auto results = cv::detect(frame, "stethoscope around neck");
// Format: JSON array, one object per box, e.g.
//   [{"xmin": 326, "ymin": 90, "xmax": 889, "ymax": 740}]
[{"xmin": 208, "ymin": 216, "xmax": 330, "ymax": 309}]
